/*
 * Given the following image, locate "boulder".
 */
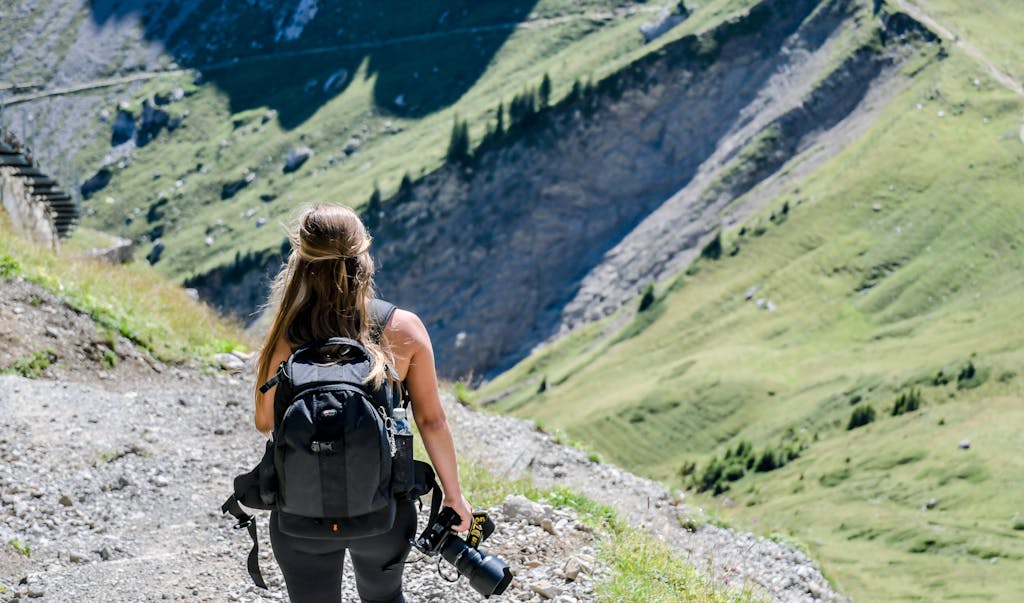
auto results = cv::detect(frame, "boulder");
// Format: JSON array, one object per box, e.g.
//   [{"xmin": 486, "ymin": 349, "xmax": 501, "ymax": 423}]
[
  {"xmin": 502, "ymin": 494, "xmax": 548, "ymax": 525},
  {"xmin": 83, "ymin": 237, "xmax": 134, "ymax": 264},
  {"xmin": 110, "ymin": 109, "xmax": 136, "ymax": 146},
  {"xmin": 221, "ymin": 172, "xmax": 255, "ymax": 200},
  {"xmin": 146, "ymin": 240, "xmax": 165, "ymax": 265},
  {"xmin": 283, "ymin": 147, "xmax": 313, "ymax": 173},
  {"xmin": 80, "ymin": 168, "xmax": 112, "ymax": 199},
  {"xmin": 640, "ymin": 4, "xmax": 688, "ymax": 43}
]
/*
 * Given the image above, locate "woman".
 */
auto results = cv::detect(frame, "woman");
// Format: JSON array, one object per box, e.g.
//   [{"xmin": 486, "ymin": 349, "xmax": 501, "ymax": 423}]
[{"xmin": 253, "ymin": 204, "xmax": 472, "ymax": 603}]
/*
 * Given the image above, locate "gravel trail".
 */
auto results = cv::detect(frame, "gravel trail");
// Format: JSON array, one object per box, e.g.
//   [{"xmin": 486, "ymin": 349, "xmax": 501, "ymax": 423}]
[
  {"xmin": 0, "ymin": 279, "xmax": 844, "ymax": 601},
  {"xmin": 0, "ymin": 280, "xmax": 600, "ymax": 602}
]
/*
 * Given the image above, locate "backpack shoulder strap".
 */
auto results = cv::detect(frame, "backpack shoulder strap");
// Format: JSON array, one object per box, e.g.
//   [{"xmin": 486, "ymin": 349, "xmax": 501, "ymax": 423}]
[
  {"xmin": 368, "ymin": 299, "xmax": 413, "ymax": 409},
  {"xmin": 368, "ymin": 298, "xmax": 397, "ymax": 344}
]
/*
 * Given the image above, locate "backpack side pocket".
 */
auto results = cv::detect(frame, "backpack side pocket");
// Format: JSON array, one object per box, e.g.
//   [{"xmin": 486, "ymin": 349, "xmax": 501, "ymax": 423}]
[{"xmin": 391, "ymin": 432, "xmax": 414, "ymax": 497}]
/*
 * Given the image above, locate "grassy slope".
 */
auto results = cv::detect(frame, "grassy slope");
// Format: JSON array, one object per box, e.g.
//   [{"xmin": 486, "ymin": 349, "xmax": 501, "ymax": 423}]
[
  {"xmin": 425, "ymin": 421, "xmax": 762, "ymax": 603},
  {"xmin": 911, "ymin": 0, "xmax": 1024, "ymax": 82},
  {"xmin": 479, "ymin": 22, "xmax": 1024, "ymax": 603},
  {"xmin": 0, "ymin": 217, "xmax": 251, "ymax": 361},
  {"xmin": 74, "ymin": 0, "xmax": 762, "ymax": 281}
]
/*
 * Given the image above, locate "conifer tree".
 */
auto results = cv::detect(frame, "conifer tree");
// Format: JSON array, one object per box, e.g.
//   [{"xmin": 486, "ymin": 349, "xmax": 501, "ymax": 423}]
[
  {"xmin": 539, "ymin": 73, "xmax": 552, "ymax": 107},
  {"xmin": 446, "ymin": 116, "xmax": 471, "ymax": 165}
]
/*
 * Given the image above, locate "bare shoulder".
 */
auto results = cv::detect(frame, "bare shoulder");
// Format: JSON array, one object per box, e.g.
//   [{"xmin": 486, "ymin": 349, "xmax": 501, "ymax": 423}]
[{"xmin": 383, "ymin": 308, "xmax": 431, "ymax": 348}]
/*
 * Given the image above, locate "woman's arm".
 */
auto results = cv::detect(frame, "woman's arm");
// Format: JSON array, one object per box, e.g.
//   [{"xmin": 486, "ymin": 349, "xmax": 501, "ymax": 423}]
[
  {"xmin": 254, "ymin": 337, "xmax": 291, "ymax": 436},
  {"xmin": 386, "ymin": 309, "xmax": 472, "ymax": 532}
]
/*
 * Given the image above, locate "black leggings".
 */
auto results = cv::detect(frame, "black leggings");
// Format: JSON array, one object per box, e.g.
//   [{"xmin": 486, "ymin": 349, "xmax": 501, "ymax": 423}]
[{"xmin": 270, "ymin": 500, "xmax": 417, "ymax": 603}]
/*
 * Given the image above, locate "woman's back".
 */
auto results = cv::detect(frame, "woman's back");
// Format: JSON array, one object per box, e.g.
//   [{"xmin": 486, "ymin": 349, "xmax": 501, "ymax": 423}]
[{"xmin": 252, "ymin": 204, "xmax": 471, "ymax": 603}]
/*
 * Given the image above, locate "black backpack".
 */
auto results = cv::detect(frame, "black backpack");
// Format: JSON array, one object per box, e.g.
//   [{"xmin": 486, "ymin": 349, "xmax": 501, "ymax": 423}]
[{"xmin": 222, "ymin": 299, "xmax": 437, "ymax": 589}]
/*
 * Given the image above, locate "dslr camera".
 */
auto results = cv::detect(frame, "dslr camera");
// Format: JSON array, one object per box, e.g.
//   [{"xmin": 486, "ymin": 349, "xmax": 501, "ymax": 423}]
[{"xmin": 413, "ymin": 507, "xmax": 513, "ymax": 597}]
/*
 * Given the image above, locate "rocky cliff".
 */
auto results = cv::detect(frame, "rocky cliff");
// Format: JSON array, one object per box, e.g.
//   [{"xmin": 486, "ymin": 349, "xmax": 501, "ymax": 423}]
[{"xmin": 365, "ymin": 0, "xmax": 936, "ymax": 376}]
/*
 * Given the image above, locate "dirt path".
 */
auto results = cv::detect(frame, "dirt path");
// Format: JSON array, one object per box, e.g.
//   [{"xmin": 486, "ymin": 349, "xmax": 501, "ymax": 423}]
[
  {"xmin": 894, "ymin": 0, "xmax": 1024, "ymax": 142},
  {"xmin": 895, "ymin": 0, "xmax": 1022, "ymax": 96}
]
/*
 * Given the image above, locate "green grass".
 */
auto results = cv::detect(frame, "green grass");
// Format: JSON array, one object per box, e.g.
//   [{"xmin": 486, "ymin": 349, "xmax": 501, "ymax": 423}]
[
  {"xmin": 910, "ymin": 0, "xmax": 1024, "ymax": 82},
  {"xmin": 478, "ymin": 28, "xmax": 1024, "ymax": 603},
  {"xmin": 2, "ymin": 349, "xmax": 58, "ymax": 379},
  {"xmin": 442, "ymin": 436, "xmax": 761, "ymax": 603},
  {"xmin": 0, "ymin": 216, "xmax": 252, "ymax": 363},
  {"xmin": 8, "ymin": 540, "xmax": 30, "ymax": 558}
]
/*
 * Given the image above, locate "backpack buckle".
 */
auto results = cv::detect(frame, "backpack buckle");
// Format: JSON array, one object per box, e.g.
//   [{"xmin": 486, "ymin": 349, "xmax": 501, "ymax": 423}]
[
  {"xmin": 233, "ymin": 514, "xmax": 255, "ymax": 530},
  {"xmin": 311, "ymin": 441, "xmax": 335, "ymax": 453}
]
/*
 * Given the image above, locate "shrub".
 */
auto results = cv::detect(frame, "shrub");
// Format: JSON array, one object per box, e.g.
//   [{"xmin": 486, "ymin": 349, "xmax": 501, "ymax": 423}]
[
  {"xmin": 754, "ymin": 450, "xmax": 778, "ymax": 472},
  {"xmin": 637, "ymin": 283, "xmax": 656, "ymax": 312},
  {"xmin": 848, "ymin": 405, "xmax": 876, "ymax": 430},
  {"xmin": 700, "ymin": 230, "xmax": 722, "ymax": 260},
  {"xmin": 101, "ymin": 348, "xmax": 118, "ymax": 369},
  {"xmin": 819, "ymin": 467, "xmax": 852, "ymax": 487},
  {"xmin": 694, "ymin": 456, "xmax": 725, "ymax": 493},
  {"xmin": 454, "ymin": 380, "xmax": 475, "ymax": 406},
  {"xmin": 723, "ymin": 464, "xmax": 746, "ymax": 482},
  {"xmin": 957, "ymin": 360, "xmax": 988, "ymax": 389},
  {"xmin": 892, "ymin": 388, "xmax": 922, "ymax": 416},
  {"xmin": 0, "ymin": 253, "xmax": 20, "ymax": 279},
  {"xmin": 3, "ymin": 349, "xmax": 57, "ymax": 379}
]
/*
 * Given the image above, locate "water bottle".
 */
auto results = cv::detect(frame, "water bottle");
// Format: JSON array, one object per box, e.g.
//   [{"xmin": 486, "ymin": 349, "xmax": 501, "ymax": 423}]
[
  {"xmin": 391, "ymin": 407, "xmax": 414, "ymax": 496},
  {"xmin": 393, "ymin": 407, "xmax": 413, "ymax": 437}
]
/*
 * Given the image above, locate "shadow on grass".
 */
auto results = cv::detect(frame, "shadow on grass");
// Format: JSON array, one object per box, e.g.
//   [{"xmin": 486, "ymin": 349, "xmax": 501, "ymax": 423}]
[{"xmin": 87, "ymin": 0, "xmax": 539, "ymax": 128}]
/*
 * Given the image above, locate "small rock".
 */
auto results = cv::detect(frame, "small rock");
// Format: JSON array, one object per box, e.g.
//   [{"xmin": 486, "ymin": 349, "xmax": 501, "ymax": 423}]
[
  {"xmin": 214, "ymin": 353, "xmax": 246, "ymax": 373},
  {"xmin": 530, "ymin": 580, "xmax": 562, "ymax": 600},
  {"xmin": 561, "ymin": 556, "xmax": 592, "ymax": 581},
  {"xmin": 959, "ymin": 439, "xmax": 971, "ymax": 449},
  {"xmin": 924, "ymin": 498, "xmax": 940, "ymax": 510},
  {"xmin": 97, "ymin": 547, "xmax": 112, "ymax": 561},
  {"xmin": 68, "ymin": 552, "xmax": 86, "ymax": 563},
  {"xmin": 153, "ymin": 475, "xmax": 169, "ymax": 488},
  {"xmin": 58, "ymin": 494, "xmax": 73, "ymax": 507},
  {"xmin": 540, "ymin": 518, "xmax": 558, "ymax": 535},
  {"xmin": 503, "ymin": 495, "xmax": 547, "ymax": 525}
]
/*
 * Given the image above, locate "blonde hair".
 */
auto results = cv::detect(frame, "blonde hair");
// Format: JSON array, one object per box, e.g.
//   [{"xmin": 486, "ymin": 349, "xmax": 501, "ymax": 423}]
[{"xmin": 255, "ymin": 204, "xmax": 391, "ymax": 408}]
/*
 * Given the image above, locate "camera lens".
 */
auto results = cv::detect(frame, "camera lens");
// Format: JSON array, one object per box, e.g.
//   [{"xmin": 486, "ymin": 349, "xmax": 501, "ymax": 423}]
[{"xmin": 440, "ymin": 538, "xmax": 513, "ymax": 597}]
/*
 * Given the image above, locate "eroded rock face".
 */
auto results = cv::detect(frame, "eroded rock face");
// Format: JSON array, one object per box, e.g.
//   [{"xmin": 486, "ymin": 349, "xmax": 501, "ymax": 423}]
[
  {"xmin": 365, "ymin": 0, "xmax": 923, "ymax": 377},
  {"xmin": 190, "ymin": 0, "xmax": 933, "ymax": 379}
]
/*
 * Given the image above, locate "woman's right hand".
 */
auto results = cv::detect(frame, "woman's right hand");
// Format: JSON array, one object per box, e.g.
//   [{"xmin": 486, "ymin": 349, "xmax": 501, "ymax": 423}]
[{"xmin": 445, "ymin": 494, "xmax": 473, "ymax": 532}]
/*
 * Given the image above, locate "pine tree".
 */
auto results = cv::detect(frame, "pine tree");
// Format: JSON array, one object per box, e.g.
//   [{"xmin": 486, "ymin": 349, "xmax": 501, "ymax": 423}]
[
  {"xmin": 398, "ymin": 172, "xmax": 413, "ymax": 199},
  {"xmin": 446, "ymin": 116, "xmax": 471, "ymax": 165},
  {"xmin": 539, "ymin": 73, "xmax": 552, "ymax": 107}
]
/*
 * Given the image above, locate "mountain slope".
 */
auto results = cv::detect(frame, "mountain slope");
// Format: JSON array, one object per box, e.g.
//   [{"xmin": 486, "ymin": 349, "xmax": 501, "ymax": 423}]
[{"xmin": 478, "ymin": 8, "xmax": 1024, "ymax": 598}]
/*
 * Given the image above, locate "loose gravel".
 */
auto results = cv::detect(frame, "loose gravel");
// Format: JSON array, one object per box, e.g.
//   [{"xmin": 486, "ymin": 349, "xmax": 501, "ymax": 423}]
[{"xmin": 0, "ymin": 279, "xmax": 845, "ymax": 602}]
